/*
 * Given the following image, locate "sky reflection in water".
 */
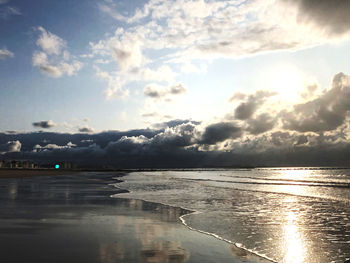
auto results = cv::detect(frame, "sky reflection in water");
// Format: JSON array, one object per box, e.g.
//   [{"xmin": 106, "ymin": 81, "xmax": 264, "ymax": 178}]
[
  {"xmin": 117, "ymin": 168, "xmax": 350, "ymax": 263},
  {"xmin": 0, "ymin": 172, "xmax": 269, "ymax": 263}
]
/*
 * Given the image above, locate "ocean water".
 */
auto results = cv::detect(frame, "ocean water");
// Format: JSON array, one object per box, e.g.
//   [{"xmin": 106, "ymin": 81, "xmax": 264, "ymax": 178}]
[{"xmin": 114, "ymin": 168, "xmax": 350, "ymax": 263}]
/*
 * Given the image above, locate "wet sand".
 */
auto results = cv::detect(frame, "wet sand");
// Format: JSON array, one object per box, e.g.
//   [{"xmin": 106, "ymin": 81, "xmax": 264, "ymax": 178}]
[
  {"xmin": 0, "ymin": 168, "xmax": 80, "ymax": 178},
  {"xmin": 0, "ymin": 172, "xmax": 270, "ymax": 263}
]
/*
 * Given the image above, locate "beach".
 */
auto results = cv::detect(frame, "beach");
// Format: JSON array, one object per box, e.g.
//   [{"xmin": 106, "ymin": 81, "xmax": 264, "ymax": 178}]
[
  {"xmin": 0, "ymin": 168, "xmax": 80, "ymax": 178},
  {"xmin": 0, "ymin": 170, "xmax": 270, "ymax": 263},
  {"xmin": 116, "ymin": 169, "xmax": 350, "ymax": 263}
]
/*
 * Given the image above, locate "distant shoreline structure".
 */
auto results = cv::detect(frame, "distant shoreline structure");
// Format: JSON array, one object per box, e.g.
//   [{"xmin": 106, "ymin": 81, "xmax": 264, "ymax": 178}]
[{"xmin": 2, "ymin": 158, "xmax": 350, "ymax": 172}]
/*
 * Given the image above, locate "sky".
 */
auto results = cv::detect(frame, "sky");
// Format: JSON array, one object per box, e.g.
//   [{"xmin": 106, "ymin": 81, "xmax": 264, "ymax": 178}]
[{"xmin": 2, "ymin": 0, "xmax": 350, "ymax": 167}]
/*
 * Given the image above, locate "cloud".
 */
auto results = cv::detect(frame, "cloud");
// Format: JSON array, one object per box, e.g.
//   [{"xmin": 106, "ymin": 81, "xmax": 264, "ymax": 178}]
[
  {"xmin": 0, "ymin": 140, "xmax": 21, "ymax": 154},
  {"xmin": 144, "ymin": 83, "xmax": 187, "ymax": 99},
  {"xmin": 94, "ymin": 67, "xmax": 129, "ymax": 99},
  {"xmin": 36, "ymin": 26, "xmax": 66, "ymax": 55},
  {"xmin": 170, "ymin": 84, "xmax": 187, "ymax": 95},
  {"xmin": 152, "ymin": 119, "xmax": 200, "ymax": 129},
  {"xmin": 300, "ymin": 83, "xmax": 318, "ymax": 99},
  {"xmin": 288, "ymin": 0, "xmax": 350, "ymax": 36},
  {"xmin": 142, "ymin": 112, "xmax": 159, "ymax": 118},
  {"xmin": 233, "ymin": 90, "xmax": 277, "ymax": 120},
  {"xmin": 33, "ymin": 141, "xmax": 76, "ymax": 152},
  {"xmin": 200, "ymin": 122, "xmax": 242, "ymax": 145},
  {"xmin": 143, "ymin": 84, "xmax": 166, "ymax": 98},
  {"xmin": 32, "ymin": 120, "xmax": 56, "ymax": 129},
  {"xmin": 91, "ymin": 28, "xmax": 144, "ymax": 72},
  {"xmin": 33, "ymin": 27, "xmax": 82, "ymax": 78},
  {"xmin": 32, "ymin": 51, "xmax": 82, "ymax": 78},
  {"xmin": 98, "ymin": 2, "xmax": 127, "ymax": 21},
  {"xmin": 281, "ymin": 73, "xmax": 350, "ymax": 132},
  {"xmin": 0, "ymin": 5, "xmax": 21, "ymax": 19},
  {"xmin": 2, "ymin": 114, "xmax": 350, "ymax": 167},
  {"xmin": 78, "ymin": 126, "xmax": 94, "ymax": 133},
  {"xmin": 89, "ymin": 0, "xmax": 350, "ymax": 101},
  {"xmin": 246, "ymin": 113, "xmax": 276, "ymax": 135},
  {"xmin": 0, "ymin": 48, "xmax": 13, "ymax": 60}
]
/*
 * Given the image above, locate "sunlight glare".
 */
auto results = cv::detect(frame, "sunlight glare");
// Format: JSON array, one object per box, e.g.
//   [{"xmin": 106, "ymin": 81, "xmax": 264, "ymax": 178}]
[
  {"xmin": 262, "ymin": 65, "xmax": 306, "ymax": 102},
  {"xmin": 283, "ymin": 199, "xmax": 306, "ymax": 263}
]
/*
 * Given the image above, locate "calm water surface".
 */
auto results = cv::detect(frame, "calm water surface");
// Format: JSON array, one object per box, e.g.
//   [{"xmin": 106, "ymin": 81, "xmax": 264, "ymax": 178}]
[
  {"xmin": 1, "ymin": 173, "xmax": 268, "ymax": 263},
  {"xmin": 115, "ymin": 168, "xmax": 350, "ymax": 263}
]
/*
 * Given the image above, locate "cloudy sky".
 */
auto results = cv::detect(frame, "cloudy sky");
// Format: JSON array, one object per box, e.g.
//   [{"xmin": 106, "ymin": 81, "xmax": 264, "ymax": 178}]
[{"xmin": 2, "ymin": 0, "xmax": 350, "ymax": 167}]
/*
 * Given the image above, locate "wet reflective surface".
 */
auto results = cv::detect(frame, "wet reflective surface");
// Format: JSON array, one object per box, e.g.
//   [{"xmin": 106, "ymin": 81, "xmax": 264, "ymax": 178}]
[
  {"xmin": 0, "ymin": 172, "xmax": 268, "ymax": 263},
  {"xmin": 117, "ymin": 169, "xmax": 350, "ymax": 263}
]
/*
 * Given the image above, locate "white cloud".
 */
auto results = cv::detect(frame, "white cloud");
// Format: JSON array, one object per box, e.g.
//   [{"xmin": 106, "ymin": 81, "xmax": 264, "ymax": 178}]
[
  {"xmin": 95, "ymin": 67, "xmax": 129, "ymax": 99},
  {"xmin": 91, "ymin": 0, "xmax": 350, "ymax": 100},
  {"xmin": 33, "ymin": 27, "xmax": 82, "ymax": 78},
  {"xmin": 32, "ymin": 51, "xmax": 82, "ymax": 78},
  {"xmin": 0, "ymin": 5, "xmax": 21, "ymax": 19},
  {"xmin": 0, "ymin": 140, "xmax": 21, "ymax": 154},
  {"xmin": 0, "ymin": 48, "xmax": 13, "ymax": 60},
  {"xmin": 36, "ymin": 26, "xmax": 66, "ymax": 55},
  {"xmin": 90, "ymin": 29, "xmax": 145, "ymax": 72},
  {"xmin": 33, "ymin": 141, "xmax": 76, "ymax": 151},
  {"xmin": 98, "ymin": 2, "xmax": 127, "ymax": 21},
  {"xmin": 98, "ymin": 0, "xmax": 350, "ymax": 58}
]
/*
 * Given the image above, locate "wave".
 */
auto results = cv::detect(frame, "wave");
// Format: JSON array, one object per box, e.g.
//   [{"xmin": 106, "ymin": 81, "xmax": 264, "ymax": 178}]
[
  {"xmin": 184, "ymin": 177, "xmax": 350, "ymax": 188},
  {"xmin": 109, "ymin": 176, "xmax": 276, "ymax": 263}
]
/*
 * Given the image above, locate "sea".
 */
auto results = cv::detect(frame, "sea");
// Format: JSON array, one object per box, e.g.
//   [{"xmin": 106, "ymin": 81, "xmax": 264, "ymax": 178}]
[{"xmin": 113, "ymin": 168, "xmax": 350, "ymax": 263}]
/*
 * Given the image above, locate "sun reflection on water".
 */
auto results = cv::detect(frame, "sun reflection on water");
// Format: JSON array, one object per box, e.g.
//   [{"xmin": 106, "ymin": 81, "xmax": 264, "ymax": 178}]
[
  {"xmin": 282, "ymin": 197, "xmax": 306, "ymax": 263},
  {"xmin": 275, "ymin": 169, "xmax": 316, "ymax": 196}
]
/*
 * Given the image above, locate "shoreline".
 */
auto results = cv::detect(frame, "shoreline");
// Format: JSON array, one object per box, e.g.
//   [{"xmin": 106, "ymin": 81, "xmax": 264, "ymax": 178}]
[
  {"xmin": 111, "ymin": 173, "xmax": 275, "ymax": 263},
  {"xmin": 2, "ymin": 165, "xmax": 350, "ymax": 178}
]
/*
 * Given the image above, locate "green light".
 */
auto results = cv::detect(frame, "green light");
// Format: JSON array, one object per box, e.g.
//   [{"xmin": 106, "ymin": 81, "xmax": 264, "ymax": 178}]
[{"xmin": 55, "ymin": 164, "xmax": 60, "ymax": 169}]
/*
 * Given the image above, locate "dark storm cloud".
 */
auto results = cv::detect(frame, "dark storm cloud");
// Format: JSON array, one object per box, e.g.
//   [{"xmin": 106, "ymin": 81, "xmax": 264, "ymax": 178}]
[
  {"xmin": 246, "ymin": 113, "xmax": 276, "ymax": 135},
  {"xmin": 3, "ymin": 72, "xmax": 350, "ymax": 168},
  {"xmin": 287, "ymin": 0, "xmax": 350, "ymax": 35},
  {"xmin": 5, "ymin": 130, "xmax": 350, "ymax": 168},
  {"xmin": 200, "ymin": 122, "xmax": 242, "ymax": 145},
  {"xmin": 295, "ymin": 135, "xmax": 308, "ymax": 146},
  {"xmin": 0, "ymin": 128, "xmax": 160, "ymax": 153},
  {"xmin": 2, "ymin": 120, "xmax": 350, "ymax": 168},
  {"xmin": 234, "ymin": 102, "xmax": 256, "ymax": 120},
  {"xmin": 32, "ymin": 120, "xmax": 56, "ymax": 129},
  {"xmin": 233, "ymin": 90, "xmax": 276, "ymax": 120},
  {"xmin": 281, "ymin": 73, "xmax": 350, "ymax": 132}
]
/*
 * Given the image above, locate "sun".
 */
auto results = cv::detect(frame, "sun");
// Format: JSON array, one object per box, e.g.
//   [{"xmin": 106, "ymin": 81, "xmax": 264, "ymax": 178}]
[{"xmin": 261, "ymin": 65, "xmax": 306, "ymax": 102}]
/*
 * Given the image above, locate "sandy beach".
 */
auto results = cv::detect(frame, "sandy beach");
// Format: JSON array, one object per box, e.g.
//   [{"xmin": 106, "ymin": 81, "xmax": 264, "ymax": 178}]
[
  {"xmin": 0, "ymin": 168, "xmax": 81, "ymax": 178},
  {"xmin": 0, "ymin": 171, "xmax": 270, "ymax": 263}
]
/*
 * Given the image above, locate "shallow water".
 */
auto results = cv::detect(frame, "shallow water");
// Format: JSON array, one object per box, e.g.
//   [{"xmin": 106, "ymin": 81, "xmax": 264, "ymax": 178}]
[
  {"xmin": 115, "ymin": 168, "xmax": 350, "ymax": 263},
  {"xmin": 0, "ymin": 172, "xmax": 268, "ymax": 263}
]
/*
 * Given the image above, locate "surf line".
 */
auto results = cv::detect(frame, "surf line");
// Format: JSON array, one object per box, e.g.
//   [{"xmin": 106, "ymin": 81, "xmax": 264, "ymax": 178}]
[{"xmin": 109, "ymin": 175, "xmax": 277, "ymax": 263}]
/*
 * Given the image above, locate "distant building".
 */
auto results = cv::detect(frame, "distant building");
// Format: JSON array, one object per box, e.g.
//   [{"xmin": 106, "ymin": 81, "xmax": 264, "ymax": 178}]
[
  {"xmin": 0, "ymin": 160, "xmax": 39, "ymax": 169},
  {"xmin": 55, "ymin": 161, "xmax": 76, "ymax": 170},
  {"xmin": 10, "ymin": 160, "xmax": 20, "ymax": 168},
  {"xmin": 22, "ymin": 161, "xmax": 35, "ymax": 169}
]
